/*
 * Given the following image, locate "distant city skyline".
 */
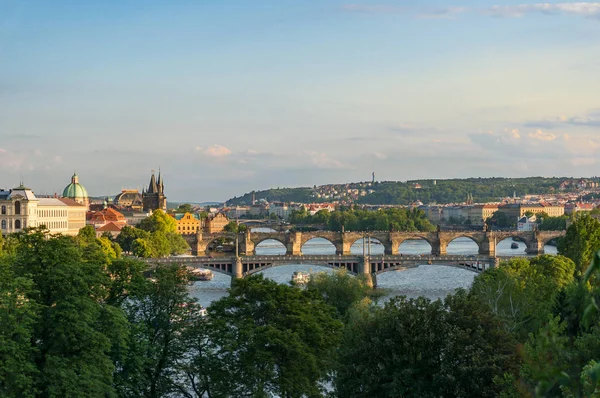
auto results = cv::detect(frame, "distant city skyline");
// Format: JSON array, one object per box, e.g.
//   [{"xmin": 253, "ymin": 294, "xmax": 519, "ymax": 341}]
[{"xmin": 2, "ymin": 1, "xmax": 599, "ymax": 201}]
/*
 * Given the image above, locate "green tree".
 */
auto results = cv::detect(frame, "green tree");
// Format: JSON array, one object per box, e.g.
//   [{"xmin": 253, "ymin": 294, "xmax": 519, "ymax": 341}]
[
  {"xmin": 470, "ymin": 255, "xmax": 575, "ymax": 337},
  {"xmin": 336, "ymin": 292, "xmax": 518, "ymax": 398},
  {"xmin": 305, "ymin": 269, "xmax": 375, "ymax": 319},
  {"xmin": 165, "ymin": 232, "xmax": 190, "ymax": 255},
  {"xmin": 138, "ymin": 209, "xmax": 177, "ymax": 234},
  {"xmin": 116, "ymin": 226, "xmax": 151, "ymax": 253},
  {"xmin": 0, "ymin": 261, "xmax": 39, "ymax": 398},
  {"xmin": 176, "ymin": 203, "xmax": 194, "ymax": 214},
  {"xmin": 132, "ymin": 238, "xmax": 154, "ymax": 258},
  {"xmin": 202, "ymin": 275, "xmax": 342, "ymax": 397},
  {"xmin": 114, "ymin": 264, "xmax": 205, "ymax": 398},
  {"xmin": 8, "ymin": 229, "xmax": 128, "ymax": 396},
  {"xmin": 77, "ymin": 224, "xmax": 97, "ymax": 242},
  {"xmin": 558, "ymin": 214, "xmax": 600, "ymax": 276}
]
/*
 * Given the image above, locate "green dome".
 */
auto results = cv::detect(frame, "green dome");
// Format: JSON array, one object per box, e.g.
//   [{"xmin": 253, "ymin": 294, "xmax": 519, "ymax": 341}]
[{"xmin": 62, "ymin": 173, "xmax": 88, "ymax": 199}]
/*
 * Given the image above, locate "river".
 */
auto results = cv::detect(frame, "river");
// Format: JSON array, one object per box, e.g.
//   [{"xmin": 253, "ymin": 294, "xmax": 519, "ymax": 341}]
[{"xmin": 188, "ymin": 236, "xmax": 558, "ymax": 306}]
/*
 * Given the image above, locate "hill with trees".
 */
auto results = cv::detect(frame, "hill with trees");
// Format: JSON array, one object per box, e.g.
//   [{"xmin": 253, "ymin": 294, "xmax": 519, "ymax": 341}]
[{"xmin": 226, "ymin": 177, "xmax": 599, "ymax": 206}]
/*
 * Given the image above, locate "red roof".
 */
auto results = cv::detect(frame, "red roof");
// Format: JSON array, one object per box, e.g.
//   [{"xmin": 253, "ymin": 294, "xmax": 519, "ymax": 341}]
[{"xmin": 97, "ymin": 222, "xmax": 124, "ymax": 232}]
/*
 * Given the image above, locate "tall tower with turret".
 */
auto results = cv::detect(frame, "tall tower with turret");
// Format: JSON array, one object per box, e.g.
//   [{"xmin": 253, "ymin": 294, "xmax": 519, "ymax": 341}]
[{"xmin": 142, "ymin": 170, "xmax": 167, "ymax": 212}]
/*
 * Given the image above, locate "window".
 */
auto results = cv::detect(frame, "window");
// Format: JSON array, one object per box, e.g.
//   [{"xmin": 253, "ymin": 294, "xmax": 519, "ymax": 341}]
[
  {"xmin": 15, "ymin": 220, "xmax": 21, "ymax": 229},
  {"xmin": 15, "ymin": 201, "xmax": 21, "ymax": 215},
  {"xmin": 1, "ymin": 205, "xmax": 5, "ymax": 215},
  {"xmin": 1, "ymin": 220, "xmax": 5, "ymax": 229}
]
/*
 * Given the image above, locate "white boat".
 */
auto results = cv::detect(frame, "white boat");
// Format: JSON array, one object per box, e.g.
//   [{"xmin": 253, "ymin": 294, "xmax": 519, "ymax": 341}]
[
  {"xmin": 291, "ymin": 271, "xmax": 310, "ymax": 285},
  {"xmin": 188, "ymin": 268, "xmax": 214, "ymax": 281}
]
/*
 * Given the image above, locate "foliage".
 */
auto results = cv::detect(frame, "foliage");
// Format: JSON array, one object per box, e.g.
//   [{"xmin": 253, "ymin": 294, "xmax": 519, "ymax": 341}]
[
  {"xmin": 305, "ymin": 269, "xmax": 378, "ymax": 319},
  {"xmin": 116, "ymin": 226, "xmax": 151, "ymax": 252},
  {"xmin": 223, "ymin": 221, "xmax": 247, "ymax": 233},
  {"xmin": 202, "ymin": 275, "xmax": 343, "ymax": 397},
  {"xmin": 138, "ymin": 209, "xmax": 177, "ymax": 234},
  {"xmin": 114, "ymin": 264, "xmax": 205, "ymax": 397},
  {"xmin": 175, "ymin": 203, "xmax": 194, "ymax": 214},
  {"xmin": 0, "ymin": 260, "xmax": 39, "ymax": 398},
  {"xmin": 290, "ymin": 207, "xmax": 435, "ymax": 232},
  {"xmin": 470, "ymin": 255, "xmax": 575, "ymax": 338},
  {"xmin": 539, "ymin": 215, "xmax": 569, "ymax": 231},
  {"xmin": 558, "ymin": 214, "xmax": 600, "ymax": 276},
  {"xmin": 488, "ymin": 210, "xmax": 511, "ymax": 228},
  {"xmin": 4, "ymin": 228, "xmax": 129, "ymax": 397},
  {"xmin": 336, "ymin": 291, "xmax": 518, "ymax": 398}
]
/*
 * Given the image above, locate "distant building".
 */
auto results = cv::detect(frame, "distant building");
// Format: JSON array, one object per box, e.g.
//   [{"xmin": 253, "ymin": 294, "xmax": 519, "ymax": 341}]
[
  {"xmin": 0, "ymin": 184, "xmax": 86, "ymax": 236},
  {"xmin": 114, "ymin": 189, "xmax": 144, "ymax": 210},
  {"xmin": 142, "ymin": 171, "xmax": 167, "ymax": 212},
  {"xmin": 87, "ymin": 207, "xmax": 127, "ymax": 229},
  {"xmin": 204, "ymin": 213, "xmax": 229, "ymax": 234},
  {"xmin": 517, "ymin": 215, "xmax": 537, "ymax": 232},
  {"xmin": 269, "ymin": 202, "xmax": 292, "ymax": 220},
  {"xmin": 565, "ymin": 203, "xmax": 596, "ymax": 215},
  {"xmin": 173, "ymin": 212, "xmax": 201, "ymax": 235},
  {"xmin": 62, "ymin": 173, "xmax": 89, "ymax": 209}
]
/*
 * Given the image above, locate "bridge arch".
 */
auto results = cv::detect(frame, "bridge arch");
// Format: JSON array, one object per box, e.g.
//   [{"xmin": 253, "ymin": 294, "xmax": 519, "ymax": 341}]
[
  {"xmin": 203, "ymin": 235, "xmax": 235, "ymax": 255},
  {"xmin": 254, "ymin": 239, "xmax": 287, "ymax": 256},
  {"xmin": 349, "ymin": 237, "xmax": 386, "ymax": 255},
  {"xmin": 398, "ymin": 238, "xmax": 433, "ymax": 255},
  {"xmin": 300, "ymin": 234, "xmax": 339, "ymax": 255},
  {"xmin": 445, "ymin": 236, "xmax": 481, "ymax": 255}
]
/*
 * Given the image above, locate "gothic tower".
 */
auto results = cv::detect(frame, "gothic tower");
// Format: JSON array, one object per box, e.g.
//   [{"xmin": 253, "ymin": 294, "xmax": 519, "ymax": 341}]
[{"xmin": 142, "ymin": 170, "xmax": 167, "ymax": 212}]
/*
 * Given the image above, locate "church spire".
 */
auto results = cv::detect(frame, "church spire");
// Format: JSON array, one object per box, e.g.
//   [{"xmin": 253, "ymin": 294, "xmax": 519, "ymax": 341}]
[{"xmin": 148, "ymin": 170, "xmax": 158, "ymax": 193}]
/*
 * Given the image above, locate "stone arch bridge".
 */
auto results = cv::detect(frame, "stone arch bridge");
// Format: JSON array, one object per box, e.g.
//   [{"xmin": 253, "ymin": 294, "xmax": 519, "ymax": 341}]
[{"xmin": 183, "ymin": 230, "xmax": 565, "ymax": 257}]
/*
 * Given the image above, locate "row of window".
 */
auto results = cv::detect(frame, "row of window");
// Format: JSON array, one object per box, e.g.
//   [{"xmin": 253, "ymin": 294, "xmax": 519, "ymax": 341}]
[
  {"xmin": 0, "ymin": 219, "xmax": 68, "ymax": 230},
  {"xmin": 1, "ymin": 202, "xmax": 22, "ymax": 215},
  {"xmin": 37, "ymin": 209, "xmax": 67, "ymax": 218},
  {"xmin": 1, "ymin": 219, "xmax": 25, "ymax": 229}
]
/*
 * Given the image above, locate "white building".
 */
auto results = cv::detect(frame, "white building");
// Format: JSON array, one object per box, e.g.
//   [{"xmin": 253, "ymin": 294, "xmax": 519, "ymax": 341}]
[
  {"xmin": 0, "ymin": 185, "xmax": 86, "ymax": 236},
  {"xmin": 268, "ymin": 202, "xmax": 292, "ymax": 220},
  {"xmin": 517, "ymin": 215, "xmax": 537, "ymax": 232}
]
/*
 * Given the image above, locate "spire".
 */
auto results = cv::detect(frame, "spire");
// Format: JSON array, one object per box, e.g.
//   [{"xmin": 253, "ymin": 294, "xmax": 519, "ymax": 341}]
[
  {"xmin": 157, "ymin": 168, "xmax": 164, "ymax": 194},
  {"xmin": 72, "ymin": 172, "xmax": 79, "ymax": 185},
  {"xmin": 148, "ymin": 170, "xmax": 158, "ymax": 193}
]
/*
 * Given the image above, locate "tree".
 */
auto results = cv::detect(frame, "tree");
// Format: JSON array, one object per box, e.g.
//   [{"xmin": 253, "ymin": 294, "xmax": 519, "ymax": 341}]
[
  {"xmin": 116, "ymin": 226, "xmax": 151, "ymax": 253},
  {"xmin": 335, "ymin": 292, "xmax": 518, "ymax": 398},
  {"xmin": 114, "ymin": 264, "xmax": 205, "ymax": 398},
  {"xmin": 138, "ymin": 209, "xmax": 177, "ymax": 234},
  {"xmin": 7, "ymin": 229, "xmax": 128, "ymax": 396},
  {"xmin": 305, "ymin": 269, "xmax": 376, "ymax": 319},
  {"xmin": 0, "ymin": 261, "xmax": 39, "ymax": 398},
  {"xmin": 470, "ymin": 255, "xmax": 575, "ymax": 338},
  {"xmin": 77, "ymin": 224, "xmax": 97, "ymax": 242},
  {"xmin": 165, "ymin": 232, "xmax": 190, "ymax": 255},
  {"xmin": 132, "ymin": 238, "xmax": 154, "ymax": 258},
  {"xmin": 558, "ymin": 214, "xmax": 600, "ymax": 276},
  {"xmin": 176, "ymin": 203, "xmax": 194, "ymax": 214},
  {"xmin": 201, "ymin": 275, "xmax": 342, "ymax": 397}
]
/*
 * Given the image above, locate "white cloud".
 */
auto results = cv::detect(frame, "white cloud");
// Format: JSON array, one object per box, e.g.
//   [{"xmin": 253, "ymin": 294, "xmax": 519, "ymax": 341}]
[
  {"xmin": 303, "ymin": 151, "xmax": 347, "ymax": 169},
  {"xmin": 195, "ymin": 144, "xmax": 232, "ymax": 157},
  {"xmin": 373, "ymin": 152, "xmax": 387, "ymax": 160},
  {"xmin": 0, "ymin": 148, "xmax": 6, "ymax": 153},
  {"xmin": 528, "ymin": 129, "xmax": 557, "ymax": 141},
  {"xmin": 343, "ymin": 2, "xmax": 600, "ymax": 19}
]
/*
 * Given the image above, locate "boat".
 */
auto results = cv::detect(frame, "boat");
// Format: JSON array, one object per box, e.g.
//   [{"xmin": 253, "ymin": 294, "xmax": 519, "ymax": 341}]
[
  {"xmin": 291, "ymin": 271, "xmax": 310, "ymax": 285},
  {"xmin": 188, "ymin": 268, "xmax": 214, "ymax": 281},
  {"xmin": 511, "ymin": 242, "xmax": 519, "ymax": 249}
]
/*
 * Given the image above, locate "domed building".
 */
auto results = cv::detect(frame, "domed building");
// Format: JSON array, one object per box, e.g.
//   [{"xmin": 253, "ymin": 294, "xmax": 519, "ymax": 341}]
[{"xmin": 62, "ymin": 173, "xmax": 89, "ymax": 209}]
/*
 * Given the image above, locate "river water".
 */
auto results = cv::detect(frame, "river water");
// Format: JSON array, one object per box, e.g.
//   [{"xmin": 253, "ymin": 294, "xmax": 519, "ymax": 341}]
[{"xmin": 188, "ymin": 236, "xmax": 558, "ymax": 306}]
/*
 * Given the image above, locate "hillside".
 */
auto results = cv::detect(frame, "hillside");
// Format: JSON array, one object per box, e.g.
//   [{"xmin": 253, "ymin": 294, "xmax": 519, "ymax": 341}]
[{"xmin": 225, "ymin": 177, "xmax": 599, "ymax": 206}]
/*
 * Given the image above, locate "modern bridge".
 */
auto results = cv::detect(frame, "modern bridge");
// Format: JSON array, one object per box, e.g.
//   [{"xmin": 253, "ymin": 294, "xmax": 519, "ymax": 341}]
[{"xmin": 148, "ymin": 254, "xmax": 504, "ymax": 287}]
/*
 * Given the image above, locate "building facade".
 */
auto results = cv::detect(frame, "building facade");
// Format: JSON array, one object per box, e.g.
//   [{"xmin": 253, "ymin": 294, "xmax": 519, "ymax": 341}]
[
  {"xmin": 174, "ymin": 212, "xmax": 201, "ymax": 235},
  {"xmin": 1, "ymin": 185, "xmax": 86, "ymax": 236},
  {"xmin": 204, "ymin": 213, "xmax": 229, "ymax": 234}
]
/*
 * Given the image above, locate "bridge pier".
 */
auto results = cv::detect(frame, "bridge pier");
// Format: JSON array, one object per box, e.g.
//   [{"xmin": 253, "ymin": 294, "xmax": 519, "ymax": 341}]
[
  {"xmin": 432, "ymin": 239, "xmax": 446, "ymax": 256},
  {"xmin": 231, "ymin": 257, "xmax": 243, "ymax": 286},
  {"xmin": 287, "ymin": 231, "xmax": 303, "ymax": 256},
  {"xmin": 239, "ymin": 231, "xmax": 254, "ymax": 255},
  {"xmin": 478, "ymin": 234, "xmax": 496, "ymax": 257},
  {"xmin": 336, "ymin": 241, "xmax": 353, "ymax": 256},
  {"xmin": 361, "ymin": 256, "xmax": 375, "ymax": 288}
]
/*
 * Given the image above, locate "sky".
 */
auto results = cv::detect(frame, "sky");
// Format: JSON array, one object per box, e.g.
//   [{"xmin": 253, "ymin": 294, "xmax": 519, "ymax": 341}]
[{"xmin": 1, "ymin": 0, "xmax": 600, "ymax": 202}]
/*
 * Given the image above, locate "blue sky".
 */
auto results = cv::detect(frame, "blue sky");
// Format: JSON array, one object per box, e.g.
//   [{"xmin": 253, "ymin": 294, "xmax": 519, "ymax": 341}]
[{"xmin": 1, "ymin": 1, "xmax": 600, "ymax": 201}]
